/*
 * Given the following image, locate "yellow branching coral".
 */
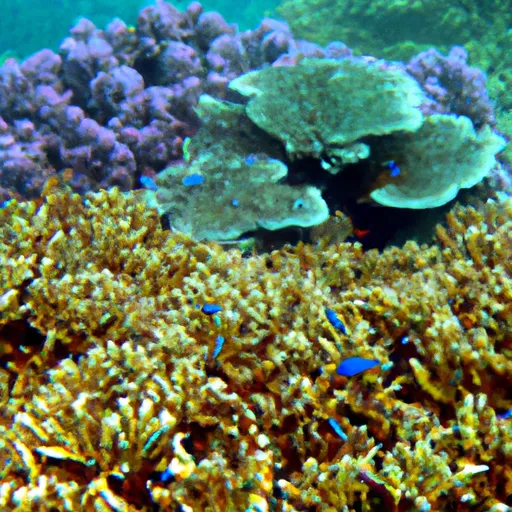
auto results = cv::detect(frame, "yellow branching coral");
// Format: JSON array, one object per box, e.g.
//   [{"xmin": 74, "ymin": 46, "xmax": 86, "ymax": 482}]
[{"xmin": 0, "ymin": 182, "xmax": 511, "ymax": 510}]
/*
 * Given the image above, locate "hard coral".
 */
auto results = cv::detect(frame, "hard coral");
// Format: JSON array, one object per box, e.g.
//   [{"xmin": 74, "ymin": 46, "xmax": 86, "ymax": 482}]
[
  {"xmin": 0, "ymin": 2, "xmax": 301, "ymax": 200},
  {"xmin": 230, "ymin": 58, "xmax": 424, "ymax": 159},
  {"xmin": 152, "ymin": 57, "xmax": 504, "ymax": 242},
  {"xmin": 0, "ymin": 183, "xmax": 511, "ymax": 510},
  {"xmin": 155, "ymin": 95, "xmax": 328, "ymax": 240}
]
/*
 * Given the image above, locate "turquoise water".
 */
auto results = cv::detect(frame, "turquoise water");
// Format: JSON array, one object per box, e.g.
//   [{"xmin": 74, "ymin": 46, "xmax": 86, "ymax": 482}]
[{"xmin": 1, "ymin": 0, "xmax": 279, "ymax": 58}]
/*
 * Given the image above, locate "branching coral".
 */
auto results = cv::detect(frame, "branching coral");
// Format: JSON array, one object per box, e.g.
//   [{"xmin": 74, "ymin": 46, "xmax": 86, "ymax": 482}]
[{"xmin": 0, "ymin": 182, "xmax": 511, "ymax": 510}]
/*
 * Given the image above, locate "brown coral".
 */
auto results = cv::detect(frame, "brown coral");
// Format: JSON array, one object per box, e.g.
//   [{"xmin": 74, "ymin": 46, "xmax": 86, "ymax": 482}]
[{"xmin": 0, "ymin": 181, "xmax": 511, "ymax": 510}]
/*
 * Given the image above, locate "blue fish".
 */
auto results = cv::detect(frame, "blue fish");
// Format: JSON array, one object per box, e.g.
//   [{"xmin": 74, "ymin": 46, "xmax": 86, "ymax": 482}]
[
  {"xmin": 231, "ymin": 199, "xmax": 239, "ymax": 207},
  {"xmin": 387, "ymin": 160, "xmax": 401, "ymax": 177},
  {"xmin": 336, "ymin": 357, "xmax": 379, "ymax": 377},
  {"xmin": 325, "ymin": 308, "xmax": 347, "ymax": 335},
  {"xmin": 498, "ymin": 410, "xmax": 512, "ymax": 420},
  {"xmin": 245, "ymin": 154, "xmax": 257, "ymax": 165},
  {"xmin": 328, "ymin": 418, "xmax": 348, "ymax": 441},
  {"xmin": 160, "ymin": 466, "xmax": 174, "ymax": 484},
  {"xmin": 202, "ymin": 303, "xmax": 222, "ymax": 315},
  {"xmin": 212, "ymin": 335, "xmax": 225, "ymax": 358},
  {"xmin": 182, "ymin": 173, "xmax": 205, "ymax": 187},
  {"xmin": 140, "ymin": 175, "xmax": 158, "ymax": 191}
]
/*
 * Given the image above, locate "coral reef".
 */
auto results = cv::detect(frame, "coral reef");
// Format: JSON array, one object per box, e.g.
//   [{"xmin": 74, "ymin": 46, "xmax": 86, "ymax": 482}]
[
  {"xmin": 229, "ymin": 58, "xmax": 424, "ymax": 159},
  {"xmin": 277, "ymin": 0, "xmax": 512, "ymax": 62},
  {"xmin": 277, "ymin": 0, "xmax": 512, "ymax": 166},
  {"xmin": 152, "ymin": 57, "xmax": 504, "ymax": 240},
  {"xmin": 0, "ymin": 2, "xmax": 299, "ymax": 200},
  {"xmin": 369, "ymin": 115, "xmax": 505, "ymax": 208},
  {"xmin": 0, "ymin": 0, "xmax": 279, "ymax": 59},
  {"xmin": 2, "ymin": 0, "xmax": 508, "ymax": 209},
  {"xmin": 0, "ymin": 181, "xmax": 511, "ymax": 510}
]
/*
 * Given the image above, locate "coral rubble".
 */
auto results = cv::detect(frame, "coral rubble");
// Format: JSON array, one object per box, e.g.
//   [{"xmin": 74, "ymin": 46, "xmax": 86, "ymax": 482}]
[{"xmin": 0, "ymin": 182, "xmax": 511, "ymax": 510}]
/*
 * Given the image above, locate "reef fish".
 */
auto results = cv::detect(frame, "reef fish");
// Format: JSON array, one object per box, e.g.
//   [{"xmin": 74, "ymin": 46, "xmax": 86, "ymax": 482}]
[
  {"xmin": 140, "ymin": 175, "xmax": 158, "ymax": 191},
  {"xmin": 336, "ymin": 357, "xmax": 380, "ymax": 377},
  {"xmin": 328, "ymin": 418, "xmax": 348, "ymax": 441},
  {"xmin": 386, "ymin": 160, "xmax": 401, "ymax": 177},
  {"xmin": 212, "ymin": 335, "xmax": 225, "ymax": 359},
  {"xmin": 202, "ymin": 303, "xmax": 222, "ymax": 315},
  {"xmin": 325, "ymin": 308, "xmax": 347, "ymax": 335},
  {"xmin": 182, "ymin": 173, "xmax": 205, "ymax": 187}
]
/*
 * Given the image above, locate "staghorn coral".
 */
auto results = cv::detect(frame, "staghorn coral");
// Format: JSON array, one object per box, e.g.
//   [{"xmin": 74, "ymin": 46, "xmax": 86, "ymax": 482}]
[{"xmin": 1, "ymin": 183, "xmax": 512, "ymax": 510}]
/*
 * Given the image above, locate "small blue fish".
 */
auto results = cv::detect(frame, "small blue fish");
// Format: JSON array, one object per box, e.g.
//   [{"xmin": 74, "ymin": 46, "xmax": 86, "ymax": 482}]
[
  {"xmin": 182, "ymin": 173, "xmax": 205, "ymax": 187},
  {"xmin": 387, "ymin": 160, "xmax": 401, "ymax": 177},
  {"xmin": 245, "ymin": 154, "xmax": 257, "ymax": 165},
  {"xmin": 231, "ymin": 199, "xmax": 239, "ymax": 207},
  {"xmin": 325, "ymin": 308, "xmax": 347, "ymax": 335},
  {"xmin": 140, "ymin": 175, "xmax": 158, "ymax": 191},
  {"xmin": 328, "ymin": 418, "xmax": 348, "ymax": 441},
  {"xmin": 160, "ymin": 466, "xmax": 174, "ymax": 484},
  {"xmin": 202, "ymin": 303, "xmax": 222, "ymax": 315},
  {"xmin": 498, "ymin": 410, "xmax": 512, "ymax": 420},
  {"xmin": 212, "ymin": 335, "xmax": 225, "ymax": 359},
  {"xmin": 336, "ymin": 357, "xmax": 379, "ymax": 377}
]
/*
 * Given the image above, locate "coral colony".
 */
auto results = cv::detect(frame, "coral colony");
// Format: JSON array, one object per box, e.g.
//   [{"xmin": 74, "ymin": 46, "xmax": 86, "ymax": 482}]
[{"xmin": 0, "ymin": 1, "xmax": 511, "ymax": 511}]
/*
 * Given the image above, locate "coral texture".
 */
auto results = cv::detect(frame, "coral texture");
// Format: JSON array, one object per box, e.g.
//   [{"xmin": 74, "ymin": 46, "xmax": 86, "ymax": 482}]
[
  {"xmin": 0, "ymin": 182, "xmax": 511, "ymax": 510},
  {"xmin": 370, "ymin": 115, "xmax": 505, "ymax": 208},
  {"xmin": 152, "ymin": 58, "xmax": 504, "ymax": 241},
  {"xmin": 277, "ymin": 0, "xmax": 512, "ymax": 166},
  {"xmin": 229, "ymin": 58, "xmax": 424, "ymax": 158},
  {"xmin": 0, "ymin": 2, "xmax": 300, "ymax": 200},
  {"xmin": 1, "ymin": 1, "xmax": 507, "ymax": 206}
]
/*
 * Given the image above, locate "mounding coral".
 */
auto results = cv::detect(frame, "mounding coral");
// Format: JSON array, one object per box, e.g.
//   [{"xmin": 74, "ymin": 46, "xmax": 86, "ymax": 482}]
[
  {"xmin": 0, "ymin": 180, "xmax": 511, "ymax": 510},
  {"xmin": 0, "ymin": 2, "xmax": 301, "ymax": 201}
]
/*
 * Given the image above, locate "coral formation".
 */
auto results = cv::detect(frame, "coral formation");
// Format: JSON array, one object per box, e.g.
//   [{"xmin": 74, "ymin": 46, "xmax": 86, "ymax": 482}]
[
  {"xmin": 1, "ymin": 2, "xmax": 511, "ymax": 509},
  {"xmin": 2, "ymin": 0, "xmax": 507, "ymax": 208},
  {"xmin": 152, "ymin": 57, "xmax": 504, "ymax": 240},
  {"xmin": 0, "ymin": 2, "xmax": 299, "ymax": 200},
  {"xmin": 0, "ymin": 0, "xmax": 279, "ymax": 59},
  {"xmin": 229, "ymin": 58, "xmax": 424, "ymax": 159},
  {"xmin": 0, "ymin": 181, "xmax": 511, "ymax": 510},
  {"xmin": 277, "ymin": 0, "xmax": 512, "ymax": 166},
  {"xmin": 370, "ymin": 115, "xmax": 506, "ymax": 208},
  {"xmin": 277, "ymin": 0, "xmax": 512, "ymax": 62}
]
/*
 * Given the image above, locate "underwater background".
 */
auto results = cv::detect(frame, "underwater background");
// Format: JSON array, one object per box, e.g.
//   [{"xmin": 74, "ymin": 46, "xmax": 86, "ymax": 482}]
[{"xmin": 0, "ymin": 1, "xmax": 511, "ymax": 511}]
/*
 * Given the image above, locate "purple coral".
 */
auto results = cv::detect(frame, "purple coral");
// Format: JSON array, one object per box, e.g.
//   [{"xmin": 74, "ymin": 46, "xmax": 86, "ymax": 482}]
[
  {"xmin": 0, "ymin": 1, "xmax": 304, "ymax": 200},
  {"xmin": 406, "ymin": 46, "xmax": 495, "ymax": 128}
]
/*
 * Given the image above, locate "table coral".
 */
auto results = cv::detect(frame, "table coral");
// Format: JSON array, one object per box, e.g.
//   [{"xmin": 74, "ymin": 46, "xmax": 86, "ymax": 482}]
[
  {"xmin": 370, "ymin": 115, "xmax": 506, "ymax": 208},
  {"xmin": 1, "ymin": 182, "xmax": 511, "ymax": 510},
  {"xmin": 229, "ymin": 58, "xmax": 424, "ymax": 160},
  {"xmin": 277, "ymin": 0, "xmax": 512, "ymax": 169},
  {"xmin": 152, "ymin": 56, "xmax": 505, "ymax": 241},
  {"xmin": 155, "ymin": 95, "xmax": 328, "ymax": 240}
]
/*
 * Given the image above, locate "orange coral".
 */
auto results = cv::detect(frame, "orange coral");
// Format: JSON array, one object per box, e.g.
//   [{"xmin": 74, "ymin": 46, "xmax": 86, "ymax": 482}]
[{"xmin": 0, "ymin": 181, "xmax": 511, "ymax": 510}]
